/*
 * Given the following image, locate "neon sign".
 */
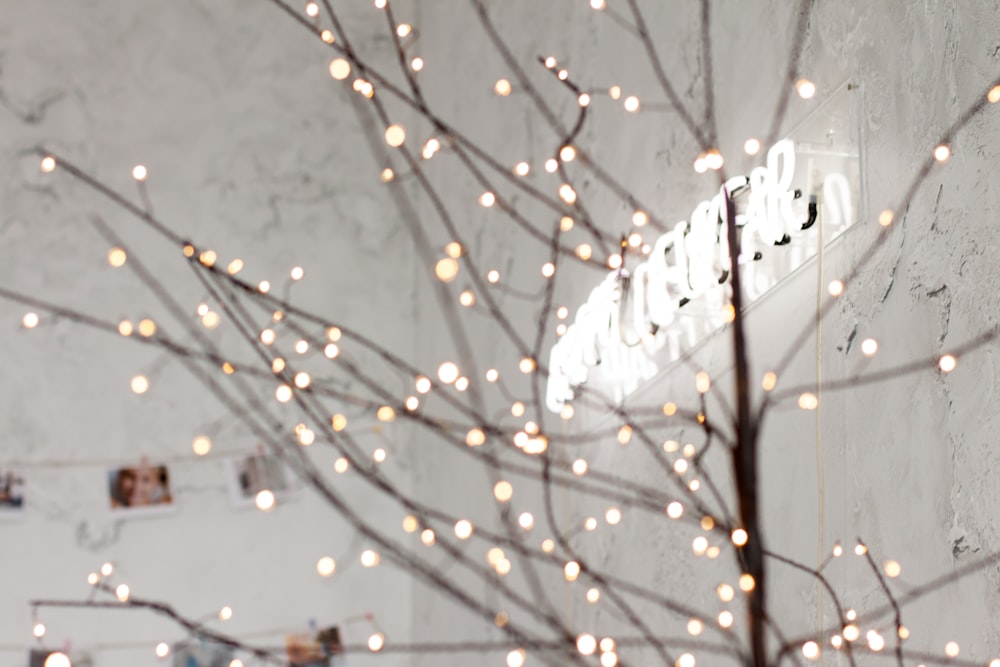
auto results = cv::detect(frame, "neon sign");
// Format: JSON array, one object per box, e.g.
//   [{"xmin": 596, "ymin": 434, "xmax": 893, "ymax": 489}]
[{"xmin": 546, "ymin": 139, "xmax": 855, "ymax": 413}]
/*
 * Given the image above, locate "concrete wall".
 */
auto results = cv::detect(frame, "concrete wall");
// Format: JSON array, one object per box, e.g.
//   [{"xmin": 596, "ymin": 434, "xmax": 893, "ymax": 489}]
[{"xmin": 1, "ymin": 1, "xmax": 999, "ymax": 666}]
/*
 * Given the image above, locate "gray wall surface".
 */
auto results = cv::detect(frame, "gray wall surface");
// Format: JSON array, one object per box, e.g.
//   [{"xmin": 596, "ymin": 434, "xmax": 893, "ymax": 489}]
[{"xmin": 1, "ymin": 1, "xmax": 999, "ymax": 666}]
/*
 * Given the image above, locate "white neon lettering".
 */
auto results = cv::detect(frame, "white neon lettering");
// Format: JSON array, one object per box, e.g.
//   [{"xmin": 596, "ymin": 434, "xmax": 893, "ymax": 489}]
[{"xmin": 545, "ymin": 139, "xmax": 854, "ymax": 412}]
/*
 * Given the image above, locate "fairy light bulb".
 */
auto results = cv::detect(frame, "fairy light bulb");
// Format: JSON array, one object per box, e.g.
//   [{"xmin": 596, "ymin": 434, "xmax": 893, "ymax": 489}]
[
  {"xmin": 518, "ymin": 512, "xmax": 534, "ymax": 530},
  {"xmin": 828, "ymin": 279, "xmax": 845, "ymax": 297},
  {"xmin": 695, "ymin": 371, "xmax": 710, "ymax": 393},
  {"xmin": 275, "ymin": 384, "xmax": 293, "ymax": 403},
  {"xmin": 384, "ymin": 124, "xmax": 406, "ymax": 147},
  {"xmin": 334, "ymin": 457, "xmax": 349, "ymax": 473},
  {"xmin": 666, "ymin": 501, "xmax": 683, "ymax": 519},
  {"xmin": 410, "ymin": 56, "xmax": 423, "ymax": 71},
  {"xmin": 879, "ymin": 209, "xmax": 894, "ymax": 226},
  {"xmin": 40, "ymin": 156, "xmax": 57, "ymax": 173},
  {"xmin": 802, "ymin": 641, "xmax": 819, "ymax": 660},
  {"xmin": 202, "ymin": 311, "xmax": 220, "ymax": 329},
  {"xmin": 558, "ymin": 184, "xmax": 577, "ymax": 204},
  {"xmin": 454, "ymin": 519, "xmax": 473, "ymax": 539},
  {"xmin": 693, "ymin": 154, "xmax": 708, "ymax": 173},
  {"xmin": 578, "ymin": 93, "xmax": 591, "ymax": 106},
  {"xmin": 131, "ymin": 375, "xmax": 150, "ymax": 394},
  {"xmin": 861, "ymin": 338, "xmax": 878, "ymax": 356},
  {"xmin": 605, "ymin": 507, "xmax": 621, "ymax": 525},
  {"xmin": 230, "ymin": 660, "xmax": 244, "ymax": 667},
  {"xmin": 479, "ymin": 191, "xmax": 496, "ymax": 207},
  {"xmin": 744, "ymin": 138, "xmax": 761, "ymax": 155},
  {"xmin": 331, "ymin": 414, "xmax": 347, "ymax": 431},
  {"xmin": 33, "ymin": 622, "xmax": 45, "ymax": 638},
  {"xmin": 305, "ymin": 2, "xmax": 319, "ymax": 17},
  {"xmin": 843, "ymin": 625, "xmax": 860, "ymax": 642},
  {"xmin": 44, "ymin": 653, "xmax": 71, "ymax": 667},
  {"xmin": 676, "ymin": 653, "xmax": 695, "ymax": 667},
  {"xmin": 106, "ymin": 246, "xmax": 128, "ymax": 268},
  {"xmin": 798, "ymin": 393, "xmax": 819, "ymax": 410},
  {"xmin": 510, "ymin": 401, "xmax": 525, "ymax": 416},
  {"xmin": 494, "ymin": 79, "xmax": 512, "ymax": 96},
  {"xmin": 575, "ymin": 243, "xmax": 592, "ymax": 260},
  {"xmin": 218, "ymin": 606, "xmax": 233, "ymax": 621},
  {"xmin": 739, "ymin": 574, "xmax": 756, "ymax": 591},
  {"xmin": 137, "ymin": 318, "xmax": 156, "ymax": 337},
  {"xmin": 437, "ymin": 362, "xmax": 459, "ymax": 383},
  {"xmin": 255, "ymin": 489, "xmax": 276, "ymax": 511},
  {"xmin": 705, "ymin": 149, "xmax": 724, "ymax": 170},
  {"xmin": 564, "ymin": 560, "xmax": 580, "ymax": 581},
  {"xmin": 316, "ymin": 556, "xmax": 336, "ymax": 577},
  {"xmin": 572, "ymin": 459, "xmax": 588, "ymax": 475},
  {"xmin": 796, "ymin": 79, "xmax": 816, "ymax": 99},
  {"xmin": 494, "ymin": 480, "xmax": 513, "ymax": 502},
  {"xmin": 718, "ymin": 610, "xmax": 734, "ymax": 628},
  {"xmin": 544, "ymin": 158, "xmax": 558, "ymax": 173},
  {"xmin": 732, "ymin": 529, "xmax": 748, "ymax": 546},
  {"xmin": 116, "ymin": 583, "xmax": 131, "ymax": 601},
  {"xmin": 415, "ymin": 376, "xmax": 432, "ymax": 393},
  {"xmin": 360, "ymin": 549, "xmax": 380, "ymax": 567},
  {"xmin": 584, "ymin": 517, "xmax": 597, "ymax": 531},
  {"xmin": 933, "ymin": 144, "xmax": 951, "ymax": 162},
  {"xmin": 192, "ymin": 435, "xmax": 212, "ymax": 456},
  {"xmin": 623, "ymin": 96, "xmax": 640, "ymax": 112},
  {"xmin": 466, "ymin": 428, "xmax": 486, "ymax": 447},
  {"xmin": 155, "ymin": 643, "xmax": 170, "ymax": 658},
  {"xmin": 506, "ymin": 649, "xmax": 525, "ymax": 667},
  {"xmin": 673, "ymin": 459, "xmax": 689, "ymax": 474},
  {"xmin": 939, "ymin": 354, "xmax": 957, "ymax": 372},
  {"xmin": 519, "ymin": 357, "xmax": 536, "ymax": 373},
  {"xmin": 22, "ymin": 312, "xmax": 39, "ymax": 329},
  {"xmin": 420, "ymin": 528, "xmax": 435, "ymax": 546},
  {"xmin": 514, "ymin": 161, "xmax": 530, "ymax": 176},
  {"xmin": 487, "ymin": 269, "xmax": 500, "ymax": 283},
  {"xmin": 577, "ymin": 634, "xmax": 597, "ymax": 656},
  {"xmin": 368, "ymin": 633, "xmax": 385, "ymax": 652},
  {"xmin": 381, "ymin": 168, "xmax": 395, "ymax": 182},
  {"xmin": 320, "ymin": 29, "xmax": 334, "ymax": 43},
  {"xmin": 131, "ymin": 164, "xmax": 148, "ymax": 181},
  {"xmin": 435, "ymin": 258, "xmax": 459, "ymax": 282},
  {"xmin": 884, "ymin": 560, "xmax": 901, "ymax": 577},
  {"xmin": 989, "ymin": 85, "xmax": 1000, "ymax": 103},
  {"xmin": 559, "ymin": 145, "xmax": 577, "ymax": 162}
]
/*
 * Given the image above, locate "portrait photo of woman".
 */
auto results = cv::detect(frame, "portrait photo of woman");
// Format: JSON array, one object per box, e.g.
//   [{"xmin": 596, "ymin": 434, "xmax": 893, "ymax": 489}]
[{"xmin": 107, "ymin": 464, "xmax": 175, "ymax": 515}]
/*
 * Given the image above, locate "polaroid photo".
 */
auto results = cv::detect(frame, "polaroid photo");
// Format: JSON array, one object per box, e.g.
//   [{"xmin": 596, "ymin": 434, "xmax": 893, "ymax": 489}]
[
  {"xmin": 224, "ymin": 453, "xmax": 297, "ymax": 509},
  {"xmin": 0, "ymin": 467, "xmax": 25, "ymax": 519},
  {"xmin": 285, "ymin": 626, "xmax": 345, "ymax": 667},
  {"xmin": 107, "ymin": 463, "xmax": 177, "ymax": 517},
  {"xmin": 171, "ymin": 639, "xmax": 233, "ymax": 667}
]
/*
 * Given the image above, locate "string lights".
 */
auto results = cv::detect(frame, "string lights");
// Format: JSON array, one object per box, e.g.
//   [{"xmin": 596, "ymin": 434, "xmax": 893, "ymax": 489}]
[{"xmin": 5, "ymin": 1, "xmax": 1000, "ymax": 666}]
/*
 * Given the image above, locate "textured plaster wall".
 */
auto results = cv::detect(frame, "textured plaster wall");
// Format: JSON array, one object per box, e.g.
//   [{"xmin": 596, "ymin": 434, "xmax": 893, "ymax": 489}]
[{"xmin": 1, "ymin": 1, "xmax": 999, "ymax": 666}]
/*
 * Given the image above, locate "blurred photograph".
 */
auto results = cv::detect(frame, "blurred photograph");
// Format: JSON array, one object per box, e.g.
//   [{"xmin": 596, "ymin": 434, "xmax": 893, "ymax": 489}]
[
  {"xmin": 0, "ymin": 467, "xmax": 25, "ymax": 515},
  {"xmin": 225, "ymin": 453, "xmax": 296, "ymax": 508},
  {"xmin": 285, "ymin": 626, "xmax": 344, "ymax": 667},
  {"xmin": 108, "ymin": 464, "xmax": 175, "ymax": 515},
  {"xmin": 171, "ymin": 639, "xmax": 232, "ymax": 667}
]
